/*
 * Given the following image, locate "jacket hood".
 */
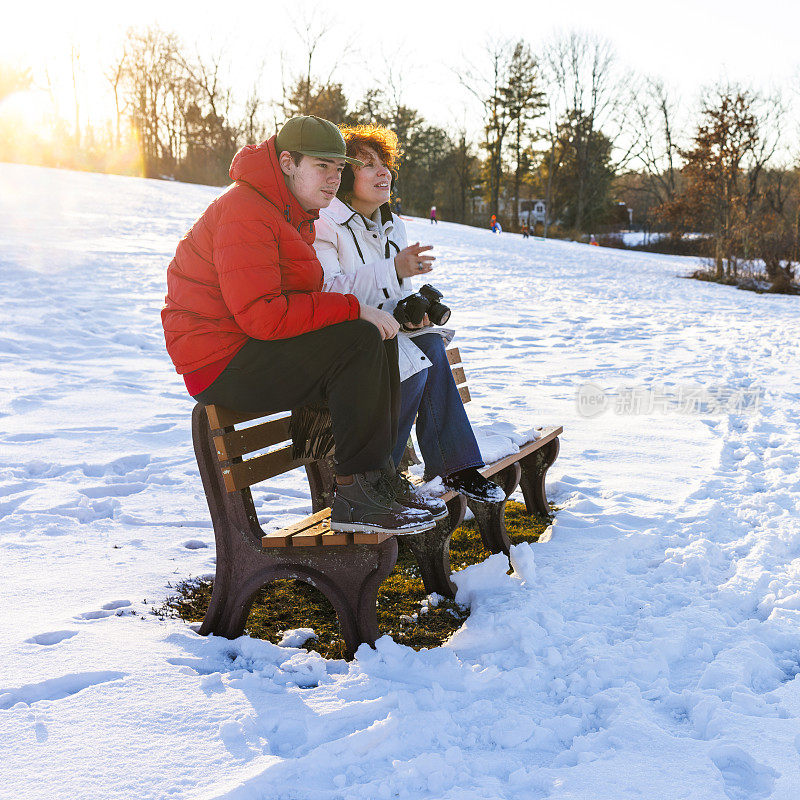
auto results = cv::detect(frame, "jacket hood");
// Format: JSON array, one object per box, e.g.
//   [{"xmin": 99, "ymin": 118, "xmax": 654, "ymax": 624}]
[{"xmin": 229, "ymin": 135, "xmax": 317, "ymax": 227}]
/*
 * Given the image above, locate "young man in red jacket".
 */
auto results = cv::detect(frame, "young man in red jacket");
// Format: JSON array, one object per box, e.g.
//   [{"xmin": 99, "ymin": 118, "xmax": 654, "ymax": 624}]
[{"xmin": 162, "ymin": 115, "xmax": 446, "ymax": 534}]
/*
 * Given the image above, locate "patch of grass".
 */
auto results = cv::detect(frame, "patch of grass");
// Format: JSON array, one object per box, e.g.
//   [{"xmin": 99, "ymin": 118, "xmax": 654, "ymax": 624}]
[{"xmin": 161, "ymin": 501, "xmax": 551, "ymax": 659}]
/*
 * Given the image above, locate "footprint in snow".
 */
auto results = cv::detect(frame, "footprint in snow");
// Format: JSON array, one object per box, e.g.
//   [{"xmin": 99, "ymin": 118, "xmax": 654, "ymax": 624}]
[
  {"xmin": 136, "ymin": 422, "xmax": 174, "ymax": 433},
  {"xmin": 76, "ymin": 610, "xmax": 116, "ymax": 621},
  {"xmin": 0, "ymin": 481, "xmax": 39, "ymax": 498},
  {"xmin": 25, "ymin": 630, "xmax": 78, "ymax": 646},
  {"xmin": 182, "ymin": 539, "xmax": 208, "ymax": 549},
  {"xmin": 0, "ymin": 671, "xmax": 126, "ymax": 709},
  {"xmin": 102, "ymin": 600, "xmax": 132, "ymax": 610},
  {"xmin": 2, "ymin": 432, "xmax": 56, "ymax": 442},
  {"xmin": 75, "ymin": 600, "xmax": 131, "ymax": 621},
  {"xmin": 79, "ymin": 483, "xmax": 147, "ymax": 499},
  {"xmin": 0, "ymin": 494, "xmax": 32, "ymax": 519},
  {"xmin": 709, "ymin": 745, "xmax": 779, "ymax": 800},
  {"xmin": 81, "ymin": 454, "xmax": 151, "ymax": 478}
]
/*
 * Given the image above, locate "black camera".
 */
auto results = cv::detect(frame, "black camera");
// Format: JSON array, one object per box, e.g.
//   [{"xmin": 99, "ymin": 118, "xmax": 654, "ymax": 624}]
[{"xmin": 393, "ymin": 284, "xmax": 451, "ymax": 327}]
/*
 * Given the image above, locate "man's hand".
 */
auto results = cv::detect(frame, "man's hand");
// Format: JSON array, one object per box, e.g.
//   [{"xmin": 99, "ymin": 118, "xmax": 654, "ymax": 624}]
[
  {"xmin": 360, "ymin": 304, "xmax": 401, "ymax": 340},
  {"xmin": 394, "ymin": 242, "xmax": 435, "ymax": 279}
]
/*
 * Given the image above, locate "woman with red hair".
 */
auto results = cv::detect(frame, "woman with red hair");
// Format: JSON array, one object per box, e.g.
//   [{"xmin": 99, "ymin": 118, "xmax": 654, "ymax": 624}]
[{"xmin": 314, "ymin": 124, "xmax": 504, "ymax": 505}]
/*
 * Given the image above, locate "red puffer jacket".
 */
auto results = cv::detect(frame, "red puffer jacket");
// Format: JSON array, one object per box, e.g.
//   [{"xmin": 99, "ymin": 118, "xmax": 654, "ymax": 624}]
[{"xmin": 161, "ymin": 135, "xmax": 360, "ymax": 376}]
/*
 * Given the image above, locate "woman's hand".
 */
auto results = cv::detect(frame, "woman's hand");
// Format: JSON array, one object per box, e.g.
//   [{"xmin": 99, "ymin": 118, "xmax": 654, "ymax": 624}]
[
  {"xmin": 394, "ymin": 242, "xmax": 435, "ymax": 279},
  {"xmin": 360, "ymin": 304, "xmax": 401, "ymax": 340}
]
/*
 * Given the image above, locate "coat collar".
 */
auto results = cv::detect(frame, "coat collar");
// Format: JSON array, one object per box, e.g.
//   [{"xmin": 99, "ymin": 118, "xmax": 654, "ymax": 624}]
[{"xmin": 323, "ymin": 197, "xmax": 395, "ymax": 234}]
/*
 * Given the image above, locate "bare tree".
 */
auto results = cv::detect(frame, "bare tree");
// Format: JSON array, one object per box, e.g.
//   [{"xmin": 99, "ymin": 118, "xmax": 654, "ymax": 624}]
[
  {"xmin": 105, "ymin": 49, "xmax": 128, "ymax": 149},
  {"xmin": 119, "ymin": 26, "xmax": 184, "ymax": 176},
  {"xmin": 458, "ymin": 39, "xmax": 517, "ymax": 221},
  {"xmin": 281, "ymin": 6, "xmax": 357, "ymax": 123},
  {"xmin": 539, "ymin": 90, "xmax": 561, "ymax": 238},
  {"xmin": 242, "ymin": 64, "xmax": 270, "ymax": 144},
  {"xmin": 448, "ymin": 126, "xmax": 478, "ymax": 223},
  {"xmin": 543, "ymin": 31, "xmax": 633, "ymax": 232},
  {"xmin": 501, "ymin": 41, "xmax": 545, "ymax": 227},
  {"xmin": 631, "ymin": 76, "xmax": 681, "ymax": 212},
  {"xmin": 293, "ymin": 9, "xmax": 330, "ymax": 115}
]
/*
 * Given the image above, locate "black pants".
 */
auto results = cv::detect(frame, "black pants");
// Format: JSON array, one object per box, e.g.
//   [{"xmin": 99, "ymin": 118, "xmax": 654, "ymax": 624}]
[{"xmin": 194, "ymin": 319, "xmax": 400, "ymax": 476}]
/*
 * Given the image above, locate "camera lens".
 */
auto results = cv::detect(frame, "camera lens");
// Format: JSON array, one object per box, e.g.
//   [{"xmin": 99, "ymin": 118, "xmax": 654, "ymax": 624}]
[{"xmin": 427, "ymin": 302, "xmax": 451, "ymax": 326}]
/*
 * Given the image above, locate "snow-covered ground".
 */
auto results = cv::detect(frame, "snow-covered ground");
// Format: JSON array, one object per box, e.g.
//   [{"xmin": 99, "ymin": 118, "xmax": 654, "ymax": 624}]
[{"xmin": 2, "ymin": 162, "xmax": 800, "ymax": 800}]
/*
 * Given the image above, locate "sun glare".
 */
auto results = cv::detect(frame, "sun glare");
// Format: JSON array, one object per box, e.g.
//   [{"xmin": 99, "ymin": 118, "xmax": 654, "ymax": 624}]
[{"xmin": 0, "ymin": 90, "xmax": 51, "ymax": 128}]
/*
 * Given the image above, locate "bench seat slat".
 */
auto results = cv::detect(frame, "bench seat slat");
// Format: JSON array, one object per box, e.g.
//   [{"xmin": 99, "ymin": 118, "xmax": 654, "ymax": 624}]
[
  {"xmin": 353, "ymin": 530, "xmax": 396, "ymax": 544},
  {"xmin": 261, "ymin": 508, "xmax": 331, "ymax": 548},
  {"xmin": 320, "ymin": 529, "xmax": 352, "ymax": 546},
  {"xmin": 451, "ymin": 366, "xmax": 466, "ymax": 386},
  {"xmin": 291, "ymin": 527, "xmax": 325, "ymax": 546},
  {"xmin": 480, "ymin": 425, "xmax": 562, "ymax": 477},
  {"xmin": 260, "ymin": 508, "xmax": 387, "ymax": 548},
  {"xmin": 261, "ymin": 532, "xmax": 294, "ymax": 547},
  {"xmin": 222, "ymin": 445, "xmax": 302, "ymax": 492},
  {"xmin": 458, "ymin": 385, "xmax": 471, "ymax": 404},
  {"xmin": 214, "ymin": 417, "xmax": 291, "ymax": 460}
]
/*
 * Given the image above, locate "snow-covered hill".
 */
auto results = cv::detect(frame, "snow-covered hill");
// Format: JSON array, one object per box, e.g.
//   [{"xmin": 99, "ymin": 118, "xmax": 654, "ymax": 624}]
[{"xmin": 1, "ymin": 162, "xmax": 800, "ymax": 800}]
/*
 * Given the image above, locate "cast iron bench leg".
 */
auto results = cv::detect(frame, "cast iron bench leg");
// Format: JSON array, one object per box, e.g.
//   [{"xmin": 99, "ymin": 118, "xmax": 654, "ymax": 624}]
[
  {"xmin": 193, "ymin": 403, "xmax": 399, "ymax": 659},
  {"xmin": 518, "ymin": 437, "xmax": 560, "ymax": 517},
  {"xmin": 402, "ymin": 494, "xmax": 465, "ymax": 599},
  {"xmin": 466, "ymin": 462, "xmax": 521, "ymax": 555},
  {"xmin": 200, "ymin": 535, "xmax": 398, "ymax": 659}
]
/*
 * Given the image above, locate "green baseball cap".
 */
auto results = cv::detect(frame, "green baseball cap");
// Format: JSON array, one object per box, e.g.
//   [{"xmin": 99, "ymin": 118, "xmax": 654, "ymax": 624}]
[{"xmin": 276, "ymin": 115, "xmax": 363, "ymax": 166}]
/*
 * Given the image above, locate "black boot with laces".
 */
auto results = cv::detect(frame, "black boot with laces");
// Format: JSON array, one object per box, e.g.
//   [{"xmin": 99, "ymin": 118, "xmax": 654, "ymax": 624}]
[{"xmin": 444, "ymin": 467, "xmax": 506, "ymax": 504}]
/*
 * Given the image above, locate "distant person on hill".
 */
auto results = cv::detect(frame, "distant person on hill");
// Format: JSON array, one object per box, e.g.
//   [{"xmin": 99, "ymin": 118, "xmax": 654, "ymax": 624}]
[
  {"xmin": 313, "ymin": 123, "xmax": 504, "ymax": 504},
  {"xmin": 589, "ymin": 234, "xmax": 599, "ymax": 246},
  {"xmin": 521, "ymin": 222, "xmax": 530, "ymax": 239},
  {"xmin": 430, "ymin": 205, "xmax": 437, "ymax": 224},
  {"xmin": 161, "ymin": 115, "xmax": 437, "ymax": 536}
]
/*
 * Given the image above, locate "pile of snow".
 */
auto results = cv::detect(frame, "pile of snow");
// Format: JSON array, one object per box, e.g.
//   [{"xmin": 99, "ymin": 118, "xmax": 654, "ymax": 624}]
[{"xmin": 2, "ymin": 163, "xmax": 800, "ymax": 799}]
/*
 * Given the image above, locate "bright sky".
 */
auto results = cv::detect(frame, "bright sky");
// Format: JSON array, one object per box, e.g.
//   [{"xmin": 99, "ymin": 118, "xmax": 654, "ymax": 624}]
[{"xmin": 2, "ymin": 0, "xmax": 799, "ymax": 140}]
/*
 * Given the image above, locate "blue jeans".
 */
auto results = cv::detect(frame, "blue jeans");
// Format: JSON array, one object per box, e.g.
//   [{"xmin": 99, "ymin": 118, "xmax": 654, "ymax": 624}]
[{"xmin": 392, "ymin": 333, "xmax": 484, "ymax": 478}]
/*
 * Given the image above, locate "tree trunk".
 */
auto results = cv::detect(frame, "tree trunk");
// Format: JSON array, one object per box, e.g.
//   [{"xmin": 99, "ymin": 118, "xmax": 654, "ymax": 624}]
[{"xmin": 543, "ymin": 136, "xmax": 556, "ymax": 240}]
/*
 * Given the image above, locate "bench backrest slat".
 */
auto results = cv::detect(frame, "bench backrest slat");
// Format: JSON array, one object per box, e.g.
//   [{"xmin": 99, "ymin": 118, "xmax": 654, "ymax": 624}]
[
  {"xmin": 206, "ymin": 405, "xmax": 273, "ymax": 430},
  {"xmin": 213, "ymin": 417, "xmax": 291, "ymax": 461},
  {"xmin": 446, "ymin": 348, "xmax": 469, "ymax": 403},
  {"xmin": 220, "ymin": 445, "xmax": 302, "ymax": 492}
]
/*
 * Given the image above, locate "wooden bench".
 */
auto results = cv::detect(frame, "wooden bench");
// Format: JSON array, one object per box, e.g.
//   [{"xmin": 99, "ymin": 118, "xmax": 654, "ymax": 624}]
[{"xmin": 191, "ymin": 346, "xmax": 561, "ymax": 657}]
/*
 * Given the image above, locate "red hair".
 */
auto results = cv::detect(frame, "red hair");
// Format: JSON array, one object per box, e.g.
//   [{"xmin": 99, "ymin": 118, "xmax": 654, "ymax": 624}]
[{"xmin": 337, "ymin": 124, "xmax": 401, "ymax": 198}]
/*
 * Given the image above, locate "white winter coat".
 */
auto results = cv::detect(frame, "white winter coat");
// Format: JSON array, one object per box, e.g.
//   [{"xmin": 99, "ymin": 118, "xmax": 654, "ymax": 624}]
[{"xmin": 314, "ymin": 198, "xmax": 453, "ymax": 381}]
